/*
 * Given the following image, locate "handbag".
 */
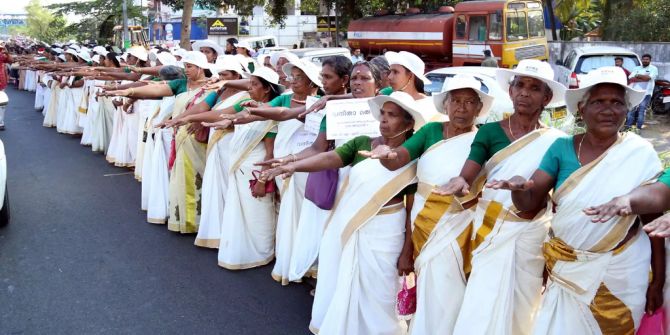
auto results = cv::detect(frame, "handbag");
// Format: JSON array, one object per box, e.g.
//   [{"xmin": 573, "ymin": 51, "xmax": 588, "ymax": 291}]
[
  {"xmin": 186, "ymin": 88, "xmax": 209, "ymax": 144},
  {"xmin": 396, "ymin": 274, "xmax": 417, "ymax": 320},
  {"xmin": 637, "ymin": 309, "xmax": 665, "ymax": 335},
  {"xmin": 304, "ymin": 168, "xmax": 339, "ymax": 210},
  {"xmin": 249, "ymin": 170, "xmax": 277, "ymax": 194}
]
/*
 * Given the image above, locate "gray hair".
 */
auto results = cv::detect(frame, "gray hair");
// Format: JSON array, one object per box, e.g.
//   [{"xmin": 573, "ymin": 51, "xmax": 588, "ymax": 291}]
[{"xmin": 159, "ymin": 65, "xmax": 185, "ymax": 81}]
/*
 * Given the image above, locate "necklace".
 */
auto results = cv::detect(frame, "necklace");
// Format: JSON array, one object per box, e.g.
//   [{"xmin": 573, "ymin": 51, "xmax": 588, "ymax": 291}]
[
  {"xmin": 508, "ymin": 116, "xmax": 538, "ymax": 141},
  {"xmin": 577, "ymin": 134, "xmax": 586, "ymax": 164}
]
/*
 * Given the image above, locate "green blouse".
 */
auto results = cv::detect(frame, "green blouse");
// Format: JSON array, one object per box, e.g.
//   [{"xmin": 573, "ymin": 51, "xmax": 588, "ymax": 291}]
[
  {"xmin": 659, "ymin": 168, "xmax": 670, "ymax": 188},
  {"xmin": 335, "ymin": 135, "xmax": 417, "ymax": 195},
  {"xmin": 538, "ymin": 137, "xmax": 582, "ymax": 190},
  {"xmin": 467, "ymin": 122, "xmax": 512, "ymax": 166},
  {"xmin": 402, "ymin": 122, "xmax": 445, "ymax": 160},
  {"xmin": 167, "ymin": 78, "xmax": 187, "ymax": 95}
]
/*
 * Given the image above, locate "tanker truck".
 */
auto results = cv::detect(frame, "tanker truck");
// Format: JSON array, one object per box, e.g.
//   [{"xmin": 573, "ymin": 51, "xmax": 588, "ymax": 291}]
[{"xmin": 347, "ymin": 0, "xmax": 549, "ymax": 69}]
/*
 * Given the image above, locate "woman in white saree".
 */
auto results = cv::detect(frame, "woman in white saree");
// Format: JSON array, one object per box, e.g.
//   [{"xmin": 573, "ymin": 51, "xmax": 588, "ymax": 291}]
[
  {"xmin": 437, "ymin": 60, "xmax": 567, "ymax": 335},
  {"xmin": 362, "ymin": 75, "xmax": 494, "ymax": 334},
  {"xmin": 262, "ymin": 92, "xmax": 425, "ymax": 335},
  {"xmin": 163, "ymin": 56, "xmax": 252, "ymax": 247},
  {"xmin": 104, "ymin": 51, "xmax": 212, "ymax": 233},
  {"xmin": 489, "ymin": 67, "xmax": 665, "ymax": 334}
]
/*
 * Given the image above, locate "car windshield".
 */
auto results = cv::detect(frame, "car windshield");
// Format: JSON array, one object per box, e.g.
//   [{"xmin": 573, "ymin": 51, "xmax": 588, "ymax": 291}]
[
  {"xmin": 575, "ymin": 55, "xmax": 640, "ymax": 74},
  {"xmin": 424, "ymin": 73, "xmax": 490, "ymax": 96}
]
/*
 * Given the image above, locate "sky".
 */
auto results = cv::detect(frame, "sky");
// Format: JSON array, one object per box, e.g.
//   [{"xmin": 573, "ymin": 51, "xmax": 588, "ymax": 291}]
[{"xmin": 2, "ymin": 0, "xmax": 82, "ymax": 22}]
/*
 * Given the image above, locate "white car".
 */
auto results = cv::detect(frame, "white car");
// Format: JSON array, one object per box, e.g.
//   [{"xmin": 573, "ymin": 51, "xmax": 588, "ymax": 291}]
[
  {"xmin": 0, "ymin": 91, "xmax": 8, "ymax": 226},
  {"xmin": 555, "ymin": 46, "xmax": 640, "ymax": 88},
  {"xmin": 425, "ymin": 66, "xmax": 576, "ymax": 133},
  {"xmin": 288, "ymin": 48, "xmax": 352, "ymax": 66}
]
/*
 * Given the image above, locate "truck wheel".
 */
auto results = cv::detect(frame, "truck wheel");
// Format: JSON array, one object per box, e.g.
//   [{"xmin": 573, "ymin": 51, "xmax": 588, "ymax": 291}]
[{"xmin": 0, "ymin": 186, "xmax": 10, "ymax": 227}]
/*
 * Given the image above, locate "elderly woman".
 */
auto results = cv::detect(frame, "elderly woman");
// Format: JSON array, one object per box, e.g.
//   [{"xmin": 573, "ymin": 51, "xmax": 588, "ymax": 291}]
[
  {"xmin": 436, "ymin": 59, "xmax": 566, "ymax": 335},
  {"xmin": 262, "ymin": 91, "xmax": 424, "ymax": 335},
  {"xmin": 488, "ymin": 67, "xmax": 664, "ymax": 334},
  {"xmin": 104, "ymin": 51, "xmax": 212, "ymax": 232},
  {"xmin": 361, "ymin": 75, "xmax": 493, "ymax": 334}
]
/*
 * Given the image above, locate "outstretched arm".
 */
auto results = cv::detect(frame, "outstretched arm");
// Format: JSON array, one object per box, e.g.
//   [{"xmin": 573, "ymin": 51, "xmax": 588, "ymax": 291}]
[{"xmin": 486, "ymin": 169, "xmax": 555, "ymax": 213}]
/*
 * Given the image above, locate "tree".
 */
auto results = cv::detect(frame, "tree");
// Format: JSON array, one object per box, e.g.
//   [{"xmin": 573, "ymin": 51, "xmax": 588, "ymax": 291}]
[
  {"xmin": 604, "ymin": 0, "xmax": 670, "ymax": 41},
  {"xmin": 12, "ymin": 0, "xmax": 71, "ymax": 43},
  {"xmin": 50, "ymin": 0, "xmax": 143, "ymax": 44}
]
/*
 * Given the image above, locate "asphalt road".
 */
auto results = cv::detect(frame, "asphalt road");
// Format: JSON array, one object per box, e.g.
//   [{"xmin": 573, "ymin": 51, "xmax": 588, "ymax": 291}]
[{"xmin": 0, "ymin": 86, "xmax": 313, "ymax": 334}]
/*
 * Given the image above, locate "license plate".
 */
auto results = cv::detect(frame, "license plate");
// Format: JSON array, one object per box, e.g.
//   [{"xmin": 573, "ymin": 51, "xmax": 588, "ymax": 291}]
[
  {"xmin": 663, "ymin": 96, "xmax": 670, "ymax": 103},
  {"xmin": 551, "ymin": 108, "xmax": 567, "ymax": 120}
]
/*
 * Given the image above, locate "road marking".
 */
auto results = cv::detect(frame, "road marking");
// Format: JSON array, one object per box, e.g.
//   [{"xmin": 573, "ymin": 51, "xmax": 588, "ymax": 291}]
[{"xmin": 103, "ymin": 172, "xmax": 134, "ymax": 177}]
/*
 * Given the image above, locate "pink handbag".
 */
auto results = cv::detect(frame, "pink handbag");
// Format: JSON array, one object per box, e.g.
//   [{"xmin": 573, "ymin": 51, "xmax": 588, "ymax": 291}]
[
  {"xmin": 396, "ymin": 275, "xmax": 417, "ymax": 319},
  {"xmin": 637, "ymin": 309, "xmax": 666, "ymax": 335}
]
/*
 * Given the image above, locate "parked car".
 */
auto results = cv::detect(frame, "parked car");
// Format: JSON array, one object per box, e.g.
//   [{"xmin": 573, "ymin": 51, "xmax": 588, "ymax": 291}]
[
  {"xmin": 425, "ymin": 66, "xmax": 576, "ymax": 133},
  {"xmin": 0, "ymin": 91, "xmax": 9, "ymax": 227},
  {"xmin": 288, "ymin": 48, "xmax": 351, "ymax": 66},
  {"xmin": 555, "ymin": 46, "xmax": 640, "ymax": 88}
]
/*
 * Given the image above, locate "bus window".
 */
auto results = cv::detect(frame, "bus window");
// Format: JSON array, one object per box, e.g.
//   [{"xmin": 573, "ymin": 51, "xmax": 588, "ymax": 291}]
[
  {"xmin": 506, "ymin": 12, "xmax": 528, "ymax": 41},
  {"xmin": 528, "ymin": 11, "xmax": 545, "ymax": 37},
  {"xmin": 456, "ymin": 15, "xmax": 467, "ymax": 39},
  {"xmin": 468, "ymin": 16, "xmax": 487, "ymax": 41},
  {"xmin": 489, "ymin": 13, "xmax": 502, "ymax": 40}
]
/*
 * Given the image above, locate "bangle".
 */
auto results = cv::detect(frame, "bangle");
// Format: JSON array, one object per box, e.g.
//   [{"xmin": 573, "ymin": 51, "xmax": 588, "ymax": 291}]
[{"xmin": 128, "ymin": 88, "xmax": 134, "ymax": 97}]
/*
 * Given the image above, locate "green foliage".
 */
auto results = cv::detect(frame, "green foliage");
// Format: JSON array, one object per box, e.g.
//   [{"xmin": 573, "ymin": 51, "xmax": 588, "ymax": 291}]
[
  {"xmin": 553, "ymin": 0, "xmax": 602, "ymax": 40},
  {"xmin": 604, "ymin": 0, "xmax": 670, "ymax": 41},
  {"xmin": 11, "ymin": 0, "xmax": 71, "ymax": 43},
  {"xmin": 49, "ymin": 0, "xmax": 144, "ymax": 43}
]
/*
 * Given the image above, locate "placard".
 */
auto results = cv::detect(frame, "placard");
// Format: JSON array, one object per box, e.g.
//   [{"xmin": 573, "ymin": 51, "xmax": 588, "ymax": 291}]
[
  {"xmin": 325, "ymin": 98, "xmax": 380, "ymax": 140},
  {"xmin": 304, "ymin": 96, "xmax": 325, "ymax": 135}
]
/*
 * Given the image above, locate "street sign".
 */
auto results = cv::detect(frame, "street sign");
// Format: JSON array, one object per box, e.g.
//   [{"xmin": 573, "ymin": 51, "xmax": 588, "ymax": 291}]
[
  {"xmin": 206, "ymin": 18, "xmax": 238, "ymax": 36},
  {"xmin": 317, "ymin": 16, "xmax": 337, "ymax": 32}
]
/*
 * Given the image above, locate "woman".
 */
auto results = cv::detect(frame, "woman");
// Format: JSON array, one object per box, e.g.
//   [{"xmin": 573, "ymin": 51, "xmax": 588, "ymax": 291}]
[
  {"xmin": 163, "ymin": 55, "xmax": 250, "ymax": 247},
  {"xmin": 437, "ymin": 59, "xmax": 566, "ymax": 335},
  {"xmin": 192, "ymin": 40, "xmax": 223, "ymax": 64},
  {"xmin": 214, "ymin": 59, "xmax": 321, "ymax": 271},
  {"xmin": 56, "ymin": 49, "xmax": 84, "ymax": 135},
  {"xmin": 89, "ymin": 52, "xmax": 122, "ymax": 154},
  {"xmin": 104, "ymin": 51, "xmax": 212, "ymax": 232},
  {"xmin": 0, "ymin": 45, "xmax": 11, "ymax": 91},
  {"xmin": 262, "ymin": 92, "xmax": 424, "ymax": 335},
  {"xmin": 488, "ymin": 67, "xmax": 664, "ymax": 334},
  {"xmin": 362, "ymin": 75, "xmax": 494, "ymax": 334},
  {"xmin": 234, "ymin": 40, "xmax": 257, "ymax": 73},
  {"xmin": 385, "ymin": 51, "xmax": 443, "ymax": 123}
]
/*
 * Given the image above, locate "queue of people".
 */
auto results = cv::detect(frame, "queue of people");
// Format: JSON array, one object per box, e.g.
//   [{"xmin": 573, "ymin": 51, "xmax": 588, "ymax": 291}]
[{"xmin": 8, "ymin": 38, "xmax": 670, "ymax": 335}]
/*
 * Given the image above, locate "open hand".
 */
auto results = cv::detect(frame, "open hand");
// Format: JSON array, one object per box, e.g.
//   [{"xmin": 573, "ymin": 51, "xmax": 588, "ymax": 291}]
[
  {"xmin": 298, "ymin": 96, "xmax": 328, "ymax": 118},
  {"xmin": 358, "ymin": 145, "xmax": 397, "ymax": 160},
  {"xmin": 260, "ymin": 164, "xmax": 296, "ymax": 182},
  {"xmin": 583, "ymin": 195, "xmax": 632, "ymax": 223},
  {"xmin": 433, "ymin": 176, "xmax": 470, "ymax": 197},
  {"xmin": 643, "ymin": 212, "xmax": 670, "ymax": 238},
  {"xmin": 486, "ymin": 176, "xmax": 533, "ymax": 191}
]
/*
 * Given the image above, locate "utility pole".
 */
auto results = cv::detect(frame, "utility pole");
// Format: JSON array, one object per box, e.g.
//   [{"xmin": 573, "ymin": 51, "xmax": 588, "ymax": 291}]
[{"xmin": 122, "ymin": 0, "xmax": 129, "ymax": 49}]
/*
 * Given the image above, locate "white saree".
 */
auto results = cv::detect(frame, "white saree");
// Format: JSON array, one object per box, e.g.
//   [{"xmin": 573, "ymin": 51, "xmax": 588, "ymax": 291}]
[
  {"xmin": 142, "ymin": 96, "xmax": 175, "ymax": 220},
  {"xmin": 315, "ymin": 157, "xmax": 417, "ymax": 335},
  {"xmin": 408, "ymin": 132, "xmax": 477, "ymax": 335},
  {"xmin": 272, "ymin": 120, "xmax": 318, "ymax": 284},
  {"xmin": 43, "ymin": 80, "xmax": 59, "ymax": 127},
  {"xmin": 532, "ymin": 133, "xmax": 662, "ymax": 335},
  {"xmin": 133, "ymin": 98, "xmax": 161, "ymax": 180},
  {"xmin": 217, "ymin": 119, "xmax": 277, "ymax": 269},
  {"xmin": 453, "ymin": 128, "xmax": 564, "ymax": 335},
  {"xmin": 194, "ymin": 90, "xmax": 250, "ymax": 248}
]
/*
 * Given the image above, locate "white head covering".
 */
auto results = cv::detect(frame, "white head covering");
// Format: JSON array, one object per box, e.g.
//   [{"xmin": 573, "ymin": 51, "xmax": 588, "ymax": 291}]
[
  {"xmin": 58, "ymin": 54, "xmax": 66, "ymax": 62},
  {"xmin": 496, "ymin": 59, "xmax": 566, "ymax": 107},
  {"xmin": 78, "ymin": 50, "xmax": 92, "ymax": 63},
  {"xmin": 212, "ymin": 55, "xmax": 248, "ymax": 78},
  {"xmin": 173, "ymin": 48, "xmax": 188, "ymax": 60},
  {"xmin": 191, "ymin": 40, "xmax": 224, "ymax": 59},
  {"xmin": 250, "ymin": 67, "xmax": 285, "ymax": 94},
  {"xmin": 93, "ymin": 46, "xmax": 107, "ymax": 56},
  {"xmin": 127, "ymin": 46, "xmax": 148, "ymax": 62},
  {"xmin": 565, "ymin": 66, "xmax": 646, "ymax": 115},
  {"xmin": 91, "ymin": 54, "xmax": 101, "ymax": 64},
  {"xmin": 156, "ymin": 52, "xmax": 177, "ymax": 66},
  {"xmin": 282, "ymin": 59, "xmax": 323, "ymax": 88},
  {"xmin": 368, "ymin": 91, "xmax": 427, "ymax": 130},
  {"xmin": 432, "ymin": 74, "xmax": 495, "ymax": 119},
  {"xmin": 270, "ymin": 51, "xmax": 300, "ymax": 72},
  {"xmin": 385, "ymin": 51, "xmax": 431, "ymax": 85},
  {"xmin": 180, "ymin": 51, "xmax": 210, "ymax": 70}
]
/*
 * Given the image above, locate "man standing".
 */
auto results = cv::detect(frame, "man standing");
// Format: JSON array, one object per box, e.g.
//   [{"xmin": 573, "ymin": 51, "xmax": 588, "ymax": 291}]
[
  {"xmin": 626, "ymin": 53, "xmax": 658, "ymax": 132},
  {"xmin": 614, "ymin": 56, "xmax": 630, "ymax": 79},
  {"xmin": 350, "ymin": 48, "xmax": 364, "ymax": 63},
  {"xmin": 481, "ymin": 50, "xmax": 498, "ymax": 67}
]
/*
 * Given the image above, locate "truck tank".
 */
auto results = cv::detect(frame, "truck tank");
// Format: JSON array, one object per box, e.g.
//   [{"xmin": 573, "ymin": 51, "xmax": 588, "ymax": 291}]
[{"xmin": 347, "ymin": 9, "xmax": 454, "ymax": 63}]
